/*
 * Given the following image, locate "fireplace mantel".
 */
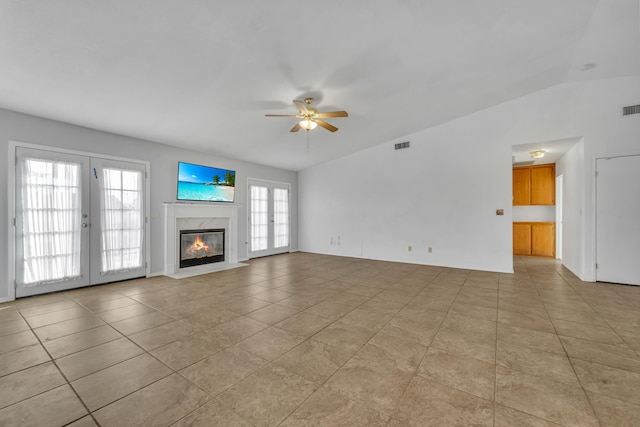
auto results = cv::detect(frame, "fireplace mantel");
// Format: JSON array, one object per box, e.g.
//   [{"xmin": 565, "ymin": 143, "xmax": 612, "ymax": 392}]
[{"xmin": 164, "ymin": 203, "xmax": 244, "ymax": 278}]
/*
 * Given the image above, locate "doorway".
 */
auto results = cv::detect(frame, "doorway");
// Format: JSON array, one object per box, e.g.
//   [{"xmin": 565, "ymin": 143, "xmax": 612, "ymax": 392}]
[
  {"xmin": 247, "ymin": 178, "xmax": 290, "ymax": 258},
  {"xmin": 13, "ymin": 146, "xmax": 149, "ymax": 297},
  {"xmin": 556, "ymin": 174, "xmax": 563, "ymax": 260}
]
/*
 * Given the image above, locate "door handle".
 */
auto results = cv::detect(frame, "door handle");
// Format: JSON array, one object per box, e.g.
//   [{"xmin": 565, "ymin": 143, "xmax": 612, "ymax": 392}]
[{"xmin": 82, "ymin": 223, "xmax": 89, "ymax": 228}]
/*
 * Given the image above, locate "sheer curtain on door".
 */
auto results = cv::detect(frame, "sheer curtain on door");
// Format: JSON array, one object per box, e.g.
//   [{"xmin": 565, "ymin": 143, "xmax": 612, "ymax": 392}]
[
  {"xmin": 99, "ymin": 167, "xmax": 144, "ymax": 274},
  {"xmin": 19, "ymin": 157, "xmax": 82, "ymax": 286}
]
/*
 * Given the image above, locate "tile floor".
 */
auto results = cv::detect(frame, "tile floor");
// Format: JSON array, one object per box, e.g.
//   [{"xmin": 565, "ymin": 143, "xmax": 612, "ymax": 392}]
[{"xmin": 1, "ymin": 253, "xmax": 640, "ymax": 426}]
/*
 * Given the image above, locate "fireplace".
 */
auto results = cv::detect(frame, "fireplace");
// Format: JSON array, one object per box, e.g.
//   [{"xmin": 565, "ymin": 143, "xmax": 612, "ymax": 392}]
[{"xmin": 179, "ymin": 229, "xmax": 225, "ymax": 268}]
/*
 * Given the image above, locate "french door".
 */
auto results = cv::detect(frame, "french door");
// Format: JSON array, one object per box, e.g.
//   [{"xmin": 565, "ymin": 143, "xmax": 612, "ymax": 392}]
[
  {"xmin": 15, "ymin": 147, "xmax": 147, "ymax": 297},
  {"xmin": 248, "ymin": 179, "xmax": 290, "ymax": 258}
]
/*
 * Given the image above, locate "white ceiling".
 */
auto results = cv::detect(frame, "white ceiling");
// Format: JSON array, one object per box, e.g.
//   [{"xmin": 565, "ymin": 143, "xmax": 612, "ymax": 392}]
[{"xmin": 1, "ymin": 0, "xmax": 638, "ymax": 171}]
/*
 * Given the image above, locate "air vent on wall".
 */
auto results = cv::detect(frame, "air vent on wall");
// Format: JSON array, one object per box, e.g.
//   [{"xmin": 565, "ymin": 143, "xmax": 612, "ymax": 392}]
[
  {"xmin": 513, "ymin": 160, "xmax": 536, "ymax": 167},
  {"xmin": 623, "ymin": 104, "xmax": 640, "ymax": 116},
  {"xmin": 394, "ymin": 141, "xmax": 410, "ymax": 150}
]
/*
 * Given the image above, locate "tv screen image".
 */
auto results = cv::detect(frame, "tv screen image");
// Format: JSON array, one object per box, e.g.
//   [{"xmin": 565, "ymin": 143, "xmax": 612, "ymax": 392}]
[{"xmin": 177, "ymin": 161, "xmax": 236, "ymax": 202}]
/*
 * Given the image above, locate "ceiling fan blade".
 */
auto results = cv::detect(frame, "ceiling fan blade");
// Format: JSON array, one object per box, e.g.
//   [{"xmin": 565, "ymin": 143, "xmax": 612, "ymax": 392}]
[
  {"xmin": 315, "ymin": 119, "xmax": 338, "ymax": 132},
  {"xmin": 293, "ymin": 99, "xmax": 309, "ymax": 114},
  {"xmin": 290, "ymin": 123, "xmax": 301, "ymax": 132},
  {"xmin": 315, "ymin": 111, "xmax": 348, "ymax": 118},
  {"xmin": 265, "ymin": 114, "xmax": 298, "ymax": 117}
]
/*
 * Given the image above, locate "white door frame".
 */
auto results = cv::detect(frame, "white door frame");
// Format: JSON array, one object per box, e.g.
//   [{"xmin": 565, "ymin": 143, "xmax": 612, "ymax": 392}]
[
  {"xmin": 7, "ymin": 140, "xmax": 151, "ymax": 301},
  {"xmin": 247, "ymin": 177, "xmax": 291, "ymax": 259}
]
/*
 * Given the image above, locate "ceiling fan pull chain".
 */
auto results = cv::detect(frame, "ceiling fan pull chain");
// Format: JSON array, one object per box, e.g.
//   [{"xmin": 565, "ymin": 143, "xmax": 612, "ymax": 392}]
[{"xmin": 306, "ymin": 130, "xmax": 310, "ymax": 152}]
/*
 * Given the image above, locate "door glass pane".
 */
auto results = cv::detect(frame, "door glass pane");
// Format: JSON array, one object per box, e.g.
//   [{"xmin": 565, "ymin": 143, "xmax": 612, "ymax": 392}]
[
  {"xmin": 273, "ymin": 188, "xmax": 289, "ymax": 249},
  {"xmin": 99, "ymin": 167, "xmax": 144, "ymax": 274},
  {"xmin": 19, "ymin": 157, "xmax": 82, "ymax": 285},
  {"xmin": 250, "ymin": 186, "xmax": 268, "ymax": 251}
]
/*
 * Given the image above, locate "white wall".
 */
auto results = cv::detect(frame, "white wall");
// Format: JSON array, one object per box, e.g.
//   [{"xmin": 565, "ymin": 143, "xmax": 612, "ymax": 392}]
[
  {"xmin": 299, "ymin": 76, "xmax": 640, "ymax": 279},
  {"xmin": 0, "ymin": 108, "xmax": 298, "ymax": 301},
  {"xmin": 556, "ymin": 139, "xmax": 585, "ymax": 277}
]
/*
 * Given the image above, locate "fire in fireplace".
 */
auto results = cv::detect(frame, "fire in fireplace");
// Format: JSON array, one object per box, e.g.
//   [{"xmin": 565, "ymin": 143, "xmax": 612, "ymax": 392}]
[{"xmin": 179, "ymin": 229, "xmax": 225, "ymax": 268}]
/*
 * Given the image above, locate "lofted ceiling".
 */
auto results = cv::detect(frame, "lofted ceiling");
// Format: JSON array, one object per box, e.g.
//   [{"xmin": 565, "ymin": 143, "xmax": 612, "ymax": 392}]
[{"xmin": 1, "ymin": 0, "xmax": 638, "ymax": 171}]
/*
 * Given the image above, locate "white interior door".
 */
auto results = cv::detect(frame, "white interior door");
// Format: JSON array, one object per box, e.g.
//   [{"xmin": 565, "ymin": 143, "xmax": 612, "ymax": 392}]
[
  {"xmin": 15, "ymin": 147, "xmax": 147, "ymax": 297},
  {"xmin": 248, "ymin": 179, "xmax": 290, "ymax": 258},
  {"xmin": 596, "ymin": 155, "xmax": 640, "ymax": 285}
]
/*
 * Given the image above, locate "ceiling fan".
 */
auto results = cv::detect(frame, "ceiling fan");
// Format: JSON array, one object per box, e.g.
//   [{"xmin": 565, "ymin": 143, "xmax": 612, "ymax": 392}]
[{"xmin": 265, "ymin": 97, "xmax": 348, "ymax": 132}]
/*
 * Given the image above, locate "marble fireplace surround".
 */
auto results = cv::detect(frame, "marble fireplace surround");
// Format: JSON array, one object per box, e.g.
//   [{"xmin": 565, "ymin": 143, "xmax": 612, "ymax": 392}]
[{"xmin": 164, "ymin": 203, "xmax": 245, "ymax": 279}]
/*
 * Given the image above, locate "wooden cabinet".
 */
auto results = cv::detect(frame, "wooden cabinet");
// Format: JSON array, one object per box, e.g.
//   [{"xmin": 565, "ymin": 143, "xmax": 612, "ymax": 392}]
[
  {"xmin": 513, "ymin": 164, "xmax": 555, "ymax": 205},
  {"xmin": 513, "ymin": 222, "xmax": 555, "ymax": 258}
]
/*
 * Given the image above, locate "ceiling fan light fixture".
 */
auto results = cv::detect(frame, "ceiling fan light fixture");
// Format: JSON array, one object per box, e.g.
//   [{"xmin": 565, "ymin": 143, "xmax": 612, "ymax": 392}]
[
  {"xmin": 530, "ymin": 150, "xmax": 546, "ymax": 159},
  {"xmin": 299, "ymin": 119, "xmax": 317, "ymax": 131}
]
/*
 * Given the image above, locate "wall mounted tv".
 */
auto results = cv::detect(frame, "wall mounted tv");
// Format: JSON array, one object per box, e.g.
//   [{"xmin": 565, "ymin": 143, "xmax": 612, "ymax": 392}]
[{"xmin": 177, "ymin": 161, "xmax": 236, "ymax": 203}]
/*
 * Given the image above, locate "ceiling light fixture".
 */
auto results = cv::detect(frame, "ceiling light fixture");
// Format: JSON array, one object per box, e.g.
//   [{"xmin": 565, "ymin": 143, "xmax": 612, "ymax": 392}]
[
  {"xmin": 530, "ymin": 150, "xmax": 546, "ymax": 159},
  {"xmin": 299, "ymin": 119, "xmax": 317, "ymax": 131}
]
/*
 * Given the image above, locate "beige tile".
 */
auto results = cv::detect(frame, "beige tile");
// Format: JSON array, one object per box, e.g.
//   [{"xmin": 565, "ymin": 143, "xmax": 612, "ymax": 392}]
[
  {"xmin": 561, "ymin": 335, "xmax": 640, "ymax": 373},
  {"xmin": 588, "ymin": 391, "xmax": 640, "ymax": 427},
  {"xmin": 0, "ymin": 330, "xmax": 39, "ymax": 355},
  {"xmin": 34, "ymin": 315, "xmax": 105, "ymax": 342},
  {"xmin": 358, "ymin": 298, "xmax": 404, "ymax": 315},
  {"xmin": 417, "ymin": 347, "xmax": 495, "ymax": 401},
  {"xmin": 304, "ymin": 300, "xmax": 354, "ymax": 320},
  {"xmin": 23, "ymin": 305, "xmax": 93, "ymax": 328},
  {"xmin": 431, "ymin": 314, "xmax": 496, "ymax": 363},
  {"xmin": 15, "ymin": 299, "xmax": 77, "ymax": 318},
  {"xmin": 450, "ymin": 301, "xmax": 497, "ymax": 321},
  {"xmin": 0, "ymin": 318, "xmax": 30, "ymax": 337},
  {"xmin": 224, "ymin": 296, "xmax": 272, "ymax": 314},
  {"xmin": 496, "ymin": 365, "xmax": 598, "ymax": 426},
  {"xmin": 275, "ymin": 340, "xmax": 352, "ymax": 384},
  {"xmin": 552, "ymin": 317, "xmax": 624, "ymax": 345},
  {"xmin": 57, "ymin": 336, "xmax": 144, "ymax": 381},
  {"xmin": 128, "ymin": 320, "xmax": 197, "ymax": 350},
  {"xmin": 344, "ymin": 284, "xmax": 383, "ymax": 297},
  {"xmin": 406, "ymin": 296, "xmax": 453, "ymax": 312},
  {"xmin": 360, "ymin": 331, "xmax": 427, "ymax": 373},
  {"xmin": 71, "ymin": 353, "xmax": 172, "ymax": 411},
  {"xmin": 617, "ymin": 328, "xmax": 640, "ymax": 352},
  {"xmin": 245, "ymin": 304, "xmax": 299, "ymax": 324},
  {"xmin": 379, "ymin": 316, "xmax": 438, "ymax": 346},
  {"xmin": 0, "ymin": 343, "xmax": 50, "ymax": 377},
  {"xmin": 325, "ymin": 351, "xmax": 413, "ymax": 415},
  {"xmin": 0, "ymin": 362, "xmax": 66, "ymax": 409},
  {"xmin": 172, "ymin": 400, "xmax": 253, "ymax": 426},
  {"xmin": 180, "ymin": 345, "xmax": 266, "ymax": 396},
  {"xmin": 572, "ymin": 358, "xmax": 640, "ymax": 405},
  {"xmin": 327, "ymin": 291, "xmax": 369, "ymax": 307},
  {"xmin": 494, "ymin": 404, "xmax": 560, "ymax": 427},
  {"xmin": 77, "ymin": 295, "xmax": 138, "ymax": 313},
  {"xmin": 218, "ymin": 364, "xmax": 318, "ymax": 426},
  {"xmin": 238, "ymin": 326, "xmax": 305, "ymax": 361},
  {"xmin": 0, "ymin": 385, "xmax": 87, "ymax": 427},
  {"xmin": 312, "ymin": 320, "xmax": 376, "ymax": 354},
  {"xmin": 66, "ymin": 416, "xmax": 98, "ymax": 427},
  {"xmin": 281, "ymin": 386, "xmax": 389, "ymax": 426},
  {"xmin": 394, "ymin": 376, "xmax": 493, "ymax": 426},
  {"xmin": 43, "ymin": 324, "xmax": 122, "ymax": 359},
  {"xmin": 497, "ymin": 323, "xmax": 564, "ymax": 355},
  {"xmin": 497, "ymin": 309, "xmax": 555, "ymax": 333},
  {"xmin": 252, "ymin": 289, "xmax": 293, "ymax": 303},
  {"xmin": 183, "ymin": 308, "xmax": 239, "ymax": 331},
  {"xmin": 109, "ymin": 310, "xmax": 175, "ymax": 335},
  {"xmin": 212, "ymin": 315, "xmax": 269, "ymax": 344},
  {"xmin": 339, "ymin": 308, "xmax": 394, "ymax": 332},
  {"xmin": 496, "ymin": 340, "xmax": 579, "ymax": 387},
  {"xmin": 275, "ymin": 311, "xmax": 333, "ymax": 337},
  {"xmin": 151, "ymin": 330, "xmax": 226, "ymax": 370},
  {"xmin": 93, "ymin": 374, "xmax": 209, "ymax": 427},
  {"xmin": 98, "ymin": 302, "xmax": 156, "ymax": 323}
]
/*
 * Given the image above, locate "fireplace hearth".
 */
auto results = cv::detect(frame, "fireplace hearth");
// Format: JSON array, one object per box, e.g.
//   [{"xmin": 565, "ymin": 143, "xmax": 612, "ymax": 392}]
[{"xmin": 179, "ymin": 229, "xmax": 225, "ymax": 268}]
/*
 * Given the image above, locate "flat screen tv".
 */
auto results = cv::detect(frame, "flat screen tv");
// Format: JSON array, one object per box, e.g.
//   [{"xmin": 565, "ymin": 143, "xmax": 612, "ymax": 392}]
[{"xmin": 177, "ymin": 161, "xmax": 236, "ymax": 203}]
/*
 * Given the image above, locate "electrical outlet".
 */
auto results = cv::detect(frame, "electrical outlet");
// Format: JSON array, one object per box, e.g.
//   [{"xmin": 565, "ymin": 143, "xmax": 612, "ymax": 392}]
[{"xmin": 428, "ymin": 247, "xmax": 433, "ymax": 253}]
